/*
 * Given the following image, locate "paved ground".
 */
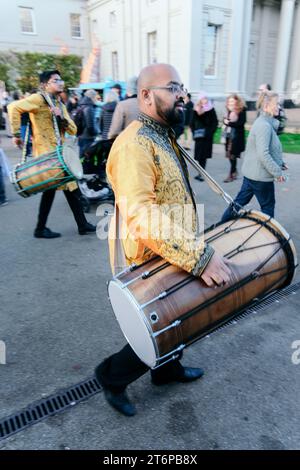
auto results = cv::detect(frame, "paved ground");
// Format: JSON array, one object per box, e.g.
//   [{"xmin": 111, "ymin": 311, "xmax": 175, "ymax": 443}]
[{"xmin": 0, "ymin": 132, "xmax": 300, "ymax": 450}]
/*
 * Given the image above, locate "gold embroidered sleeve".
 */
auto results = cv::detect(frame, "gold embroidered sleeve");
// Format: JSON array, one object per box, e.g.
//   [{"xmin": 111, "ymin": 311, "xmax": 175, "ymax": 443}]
[{"xmin": 107, "ymin": 141, "xmax": 214, "ymax": 275}]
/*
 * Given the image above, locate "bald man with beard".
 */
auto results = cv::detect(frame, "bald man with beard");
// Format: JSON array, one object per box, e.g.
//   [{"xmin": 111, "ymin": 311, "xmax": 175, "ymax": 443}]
[{"xmin": 95, "ymin": 64, "xmax": 231, "ymax": 417}]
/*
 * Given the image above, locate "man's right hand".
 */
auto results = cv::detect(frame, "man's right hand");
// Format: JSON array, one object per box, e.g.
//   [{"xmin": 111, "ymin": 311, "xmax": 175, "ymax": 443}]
[
  {"xmin": 200, "ymin": 251, "xmax": 232, "ymax": 287},
  {"xmin": 13, "ymin": 136, "xmax": 23, "ymax": 149}
]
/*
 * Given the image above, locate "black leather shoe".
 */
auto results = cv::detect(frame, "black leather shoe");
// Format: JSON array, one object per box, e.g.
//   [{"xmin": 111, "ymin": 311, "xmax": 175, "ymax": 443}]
[
  {"xmin": 102, "ymin": 389, "xmax": 136, "ymax": 417},
  {"xmin": 34, "ymin": 227, "xmax": 61, "ymax": 239},
  {"xmin": 78, "ymin": 223, "xmax": 97, "ymax": 235},
  {"xmin": 152, "ymin": 366, "xmax": 204, "ymax": 386},
  {"xmin": 194, "ymin": 175, "xmax": 204, "ymax": 182},
  {"xmin": 94, "ymin": 365, "xmax": 136, "ymax": 417}
]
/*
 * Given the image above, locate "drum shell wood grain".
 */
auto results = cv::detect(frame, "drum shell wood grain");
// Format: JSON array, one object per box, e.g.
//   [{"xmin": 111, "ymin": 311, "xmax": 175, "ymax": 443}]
[{"xmin": 14, "ymin": 155, "xmax": 69, "ymax": 194}]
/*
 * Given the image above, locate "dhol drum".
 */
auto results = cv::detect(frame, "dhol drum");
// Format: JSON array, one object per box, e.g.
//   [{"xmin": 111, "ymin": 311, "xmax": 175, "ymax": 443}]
[
  {"xmin": 108, "ymin": 211, "xmax": 297, "ymax": 368},
  {"xmin": 11, "ymin": 144, "xmax": 83, "ymax": 198}
]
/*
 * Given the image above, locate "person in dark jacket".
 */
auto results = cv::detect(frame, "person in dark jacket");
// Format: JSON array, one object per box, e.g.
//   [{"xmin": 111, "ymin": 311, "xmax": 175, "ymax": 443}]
[
  {"xmin": 172, "ymin": 110, "xmax": 185, "ymax": 140},
  {"xmin": 111, "ymin": 83, "xmax": 123, "ymax": 101},
  {"xmin": 190, "ymin": 92, "xmax": 218, "ymax": 181},
  {"xmin": 100, "ymin": 91, "xmax": 119, "ymax": 140},
  {"xmin": 181, "ymin": 93, "xmax": 194, "ymax": 149},
  {"xmin": 67, "ymin": 94, "xmax": 79, "ymax": 120},
  {"xmin": 222, "ymin": 94, "xmax": 247, "ymax": 182},
  {"xmin": 78, "ymin": 89, "xmax": 99, "ymax": 158}
]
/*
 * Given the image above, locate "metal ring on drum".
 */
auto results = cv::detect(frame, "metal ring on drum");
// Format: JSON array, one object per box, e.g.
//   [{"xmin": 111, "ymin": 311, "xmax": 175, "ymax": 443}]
[{"xmin": 108, "ymin": 211, "xmax": 297, "ymax": 369}]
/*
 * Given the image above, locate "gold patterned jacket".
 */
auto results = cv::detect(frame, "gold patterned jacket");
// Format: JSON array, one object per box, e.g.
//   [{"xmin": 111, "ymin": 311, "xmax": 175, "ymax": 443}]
[
  {"xmin": 8, "ymin": 93, "xmax": 77, "ymax": 191},
  {"xmin": 107, "ymin": 113, "xmax": 214, "ymax": 276}
]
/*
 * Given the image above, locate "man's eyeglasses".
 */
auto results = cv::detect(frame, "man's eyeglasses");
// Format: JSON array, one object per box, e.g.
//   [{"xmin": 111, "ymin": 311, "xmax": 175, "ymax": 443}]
[
  {"xmin": 148, "ymin": 84, "xmax": 188, "ymax": 95},
  {"xmin": 49, "ymin": 79, "xmax": 64, "ymax": 84}
]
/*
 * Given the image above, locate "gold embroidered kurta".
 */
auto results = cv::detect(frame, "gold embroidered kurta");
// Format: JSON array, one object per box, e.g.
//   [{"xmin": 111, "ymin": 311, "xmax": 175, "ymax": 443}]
[
  {"xmin": 107, "ymin": 113, "xmax": 214, "ymax": 276},
  {"xmin": 8, "ymin": 93, "xmax": 78, "ymax": 191}
]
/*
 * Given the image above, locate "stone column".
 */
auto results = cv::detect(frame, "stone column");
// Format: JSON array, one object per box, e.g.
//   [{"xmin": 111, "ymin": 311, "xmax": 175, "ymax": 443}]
[
  {"xmin": 239, "ymin": 0, "xmax": 254, "ymax": 95},
  {"xmin": 188, "ymin": 0, "xmax": 203, "ymax": 91},
  {"xmin": 226, "ymin": 0, "xmax": 254, "ymax": 95},
  {"xmin": 159, "ymin": 0, "xmax": 169, "ymax": 63},
  {"xmin": 255, "ymin": 0, "xmax": 275, "ymax": 88},
  {"xmin": 286, "ymin": 0, "xmax": 300, "ymax": 98},
  {"xmin": 131, "ymin": 0, "xmax": 142, "ymax": 73},
  {"xmin": 273, "ymin": 0, "xmax": 296, "ymax": 94}
]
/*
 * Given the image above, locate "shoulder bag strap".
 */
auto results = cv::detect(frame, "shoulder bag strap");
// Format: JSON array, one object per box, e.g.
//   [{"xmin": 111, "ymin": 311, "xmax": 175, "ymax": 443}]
[{"xmin": 21, "ymin": 121, "xmax": 31, "ymax": 163}]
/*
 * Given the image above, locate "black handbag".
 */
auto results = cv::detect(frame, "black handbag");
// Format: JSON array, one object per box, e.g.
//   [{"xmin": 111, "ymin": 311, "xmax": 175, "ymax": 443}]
[{"xmin": 193, "ymin": 128, "xmax": 206, "ymax": 139}]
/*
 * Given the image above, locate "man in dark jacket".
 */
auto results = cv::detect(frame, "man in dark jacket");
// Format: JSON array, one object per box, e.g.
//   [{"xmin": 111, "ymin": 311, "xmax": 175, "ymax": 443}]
[
  {"xmin": 181, "ymin": 93, "xmax": 194, "ymax": 149},
  {"xmin": 77, "ymin": 89, "xmax": 99, "ymax": 158}
]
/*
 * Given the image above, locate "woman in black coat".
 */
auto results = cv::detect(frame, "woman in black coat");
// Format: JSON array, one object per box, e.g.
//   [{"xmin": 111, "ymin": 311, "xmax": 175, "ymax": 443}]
[
  {"xmin": 222, "ymin": 94, "xmax": 247, "ymax": 182},
  {"xmin": 190, "ymin": 93, "xmax": 218, "ymax": 181}
]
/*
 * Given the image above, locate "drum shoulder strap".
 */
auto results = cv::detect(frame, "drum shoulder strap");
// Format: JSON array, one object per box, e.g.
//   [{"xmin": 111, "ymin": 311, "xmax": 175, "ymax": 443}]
[
  {"xmin": 112, "ymin": 204, "xmax": 127, "ymax": 275},
  {"xmin": 39, "ymin": 91, "xmax": 62, "ymax": 147}
]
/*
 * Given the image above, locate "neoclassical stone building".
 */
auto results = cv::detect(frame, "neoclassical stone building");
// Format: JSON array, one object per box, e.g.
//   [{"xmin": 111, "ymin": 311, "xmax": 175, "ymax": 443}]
[
  {"xmin": 0, "ymin": 0, "xmax": 90, "ymax": 59},
  {"xmin": 87, "ymin": 0, "xmax": 300, "ymax": 100}
]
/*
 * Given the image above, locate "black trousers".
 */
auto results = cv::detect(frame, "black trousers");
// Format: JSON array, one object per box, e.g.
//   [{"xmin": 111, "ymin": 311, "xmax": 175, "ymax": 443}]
[
  {"xmin": 194, "ymin": 140, "xmax": 207, "ymax": 170},
  {"xmin": 230, "ymin": 157, "xmax": 237, "ymax": 175},
  {"xmin": 36, "ymin": 188, "xmax": 87, "ymax": 230},
  {"xmin": 96, "ymin": 343, "xmax": 184, "ymax": 393}
]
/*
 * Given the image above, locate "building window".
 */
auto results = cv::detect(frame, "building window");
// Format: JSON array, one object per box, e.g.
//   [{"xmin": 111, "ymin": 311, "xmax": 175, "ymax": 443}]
[
  {"xmin": 19, "ymin": 7, "xmax": 35, "ymax": 34},
  {"xmin": 148, "ymin": 31, "xmax": 157, "ymax": 64},
  {"xmin": 204, "ymin": 24, "xmax": 220, "ymax": 78},
  {"xmin": 112, "ymin": 51, "xmax": 119, "ymax": 80},
  {"xmin": 70, "ymin": 13, "xmax": 82, "ymax": 38},
  {"xmin": 110, "ymin": 11, "xmax": 117, "ymax": 27}
]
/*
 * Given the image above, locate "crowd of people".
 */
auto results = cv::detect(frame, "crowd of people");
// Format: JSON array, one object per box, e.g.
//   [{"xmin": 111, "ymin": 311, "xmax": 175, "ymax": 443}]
[{"xmin": 0, "ymin": 71, "xmax": 288, "ymax": 212}]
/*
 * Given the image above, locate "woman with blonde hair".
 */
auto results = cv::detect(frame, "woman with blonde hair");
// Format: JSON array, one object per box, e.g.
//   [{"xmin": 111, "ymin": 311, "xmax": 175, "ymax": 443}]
[
  {"xmin": 222, "ymin": 94, "xmax": 247, "ymax": 182},
  {"xmin": 221, "ymin": 91, "xmax": 287, "ymax": 222}
]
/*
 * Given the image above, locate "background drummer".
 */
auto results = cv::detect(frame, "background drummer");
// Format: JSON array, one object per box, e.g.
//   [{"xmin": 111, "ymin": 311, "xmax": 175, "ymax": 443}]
[
  {"xmin": 95, "ymin": 63, "xmax": 231, "ymax": 417},
  {"xmin": 8, "ymin": 70, "xmax": 96, "ymax": 238}
]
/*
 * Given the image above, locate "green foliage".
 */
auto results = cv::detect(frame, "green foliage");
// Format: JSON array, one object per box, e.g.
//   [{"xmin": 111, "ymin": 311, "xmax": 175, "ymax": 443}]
[
  {"xmin": 0, "ymin": 53, "xmax": 15, "ymax": 90},
  {"xmin": 0, "ymin": 63, "xmax": 9, "ymax": 84},
  {"xmin": 14, "ymin": 52, "xmax": 82, "ymax": 92},
  {"xmin": 279, "ymin": 132, "xmax": 300, "ymax": 154}
]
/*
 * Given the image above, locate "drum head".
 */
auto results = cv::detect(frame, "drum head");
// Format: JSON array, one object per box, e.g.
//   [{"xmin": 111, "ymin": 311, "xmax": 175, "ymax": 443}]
[
  {"xmin": 247, "ymin": 210, "xmax": 297, "ymax": 281},
  {"xmin": 63, "ymin": 142, "xmax": 83, "ymax": 179},
  {"xmin": 108, "ymin": 280, "xmax": 157, "ymax": 368}
]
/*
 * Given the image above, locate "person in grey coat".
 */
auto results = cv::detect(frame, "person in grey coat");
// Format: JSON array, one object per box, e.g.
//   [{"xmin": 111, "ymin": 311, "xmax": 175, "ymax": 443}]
[{"xmin": 221, "ymin": 91, "xmax": 287, "ymax": 222}]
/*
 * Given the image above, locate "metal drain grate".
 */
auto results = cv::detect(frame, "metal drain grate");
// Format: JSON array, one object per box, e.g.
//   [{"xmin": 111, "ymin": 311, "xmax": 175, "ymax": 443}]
[
  {"xmin": 205, "ymin": 281, "xmax": 300, "ymax": 337},
  {"xmin": 0, "ymin": 377, "xmax": 101, "ymax": 442},
  {"xmin": 0, "ymin": 282, "xmax": 299, "ymax": 442}
]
